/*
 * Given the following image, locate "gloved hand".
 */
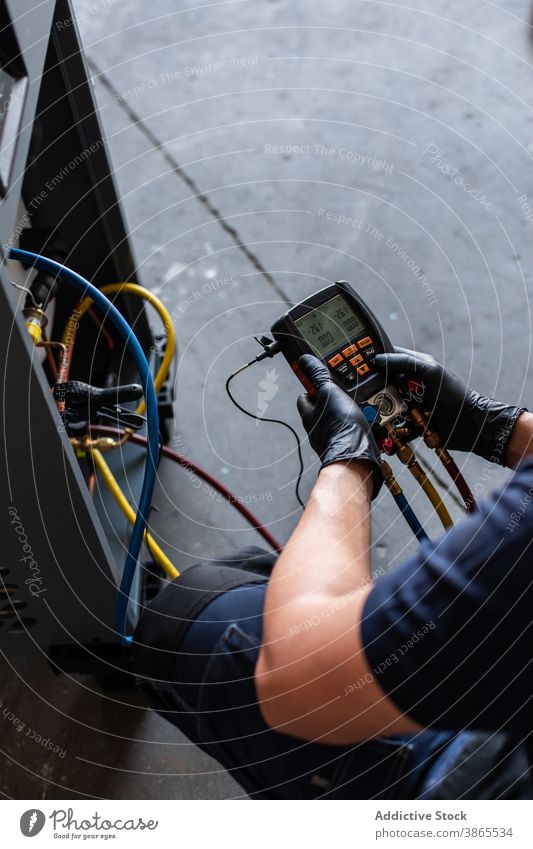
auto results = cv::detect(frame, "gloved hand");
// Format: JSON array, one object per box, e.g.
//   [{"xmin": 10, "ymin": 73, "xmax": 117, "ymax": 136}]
[
  {"xmin": 374, "ymin": 347, "xmax": 527, "ymax": 466},
  {"xmin": 296, "ymin": 354, "xmax": 382, "ymax": 497}
]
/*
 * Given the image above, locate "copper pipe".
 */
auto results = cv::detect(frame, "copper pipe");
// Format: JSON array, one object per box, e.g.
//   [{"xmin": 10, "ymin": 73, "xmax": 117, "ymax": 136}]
[
  {"xmin": 56, "ymin": 303, "xmax": 82, "ymax": 413},
  {"xmin": 87, "ymin": 306, "xmax": 115, "ymax": 352},
  {"xmin": 37, "ymin": 335, "xmax": 65, "ymax": 380}
]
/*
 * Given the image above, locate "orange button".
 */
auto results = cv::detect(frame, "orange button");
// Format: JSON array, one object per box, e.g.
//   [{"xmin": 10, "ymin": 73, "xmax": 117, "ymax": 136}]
[
  {"xmin": 328, "ymin": 354, "xmax": 343, "ymax": 368},
  {"xmin": 358, "ymin": 336, "xmax": 373, "ymax": 349},
  {"xmin": 342, "ymin": 344, "xmax": 358, "ymax": 358},
  {"xmin": 349, "ymin": 354, "xmax": 363, "ymax": 367},
  {"xmin": 357, "ymin": 363, "xmax": 370, "ymax": 376}
]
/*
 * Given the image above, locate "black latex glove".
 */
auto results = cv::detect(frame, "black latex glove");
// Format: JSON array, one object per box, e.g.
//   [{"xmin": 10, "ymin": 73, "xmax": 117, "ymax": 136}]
[
  {"xmin": 296, "ymin": 354, "xmax": 382, "ymax": 497},
  {"xmin": 374, "ymin": 347, "xmax": 527, "ymax": 466}
]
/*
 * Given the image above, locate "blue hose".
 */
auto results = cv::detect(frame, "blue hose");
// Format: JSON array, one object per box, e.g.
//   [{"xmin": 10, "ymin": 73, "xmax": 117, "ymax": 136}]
[
  {"xmin": 392, "ymin": 490, "xmax": 428, "ymax": 542},
  {"xmin": 10, "ymin": 248, "xmax": 159, "ymax": 644}
]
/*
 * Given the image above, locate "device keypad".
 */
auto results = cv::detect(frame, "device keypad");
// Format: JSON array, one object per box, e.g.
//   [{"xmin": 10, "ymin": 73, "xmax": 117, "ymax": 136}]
[{"xmin": 326, "ymin": 335, "xmax": 376, "ymax": 386}]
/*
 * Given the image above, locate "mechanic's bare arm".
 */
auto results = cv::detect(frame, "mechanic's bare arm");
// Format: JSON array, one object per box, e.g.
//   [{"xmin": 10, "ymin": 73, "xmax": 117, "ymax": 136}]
[
  {"xmin": 255, "ymin": 355, "xmax": 422, "ymax": 744},
  {"xmin": 506, "ymin": 412, "xmax": 533, "ymax": 467},
  {"xmin": 255, "ymin": 460, "xmax": 422, "ymax": 745}
]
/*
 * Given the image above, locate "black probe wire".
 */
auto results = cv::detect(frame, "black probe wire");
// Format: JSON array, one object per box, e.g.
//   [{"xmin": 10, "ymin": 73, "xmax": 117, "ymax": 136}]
[{"xmin": 225, "ymin": 364, "xmax": 306, "ymax": 510}]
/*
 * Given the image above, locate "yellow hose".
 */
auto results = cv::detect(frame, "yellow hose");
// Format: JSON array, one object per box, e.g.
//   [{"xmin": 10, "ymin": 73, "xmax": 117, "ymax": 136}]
[
  {"xmin": 407, "ymin": 460, "xmax": 454, "ymax": 530},
  {"xmin": 90, "ymin": 448, "xmax": 179, "ymax": 580},
  {"xmin": 59, "ymin": 284, "xmax": 179, "ymax": 579},
  {"xmin": 384, "ymin": 424, "xmax": 453, "ymax": 530},
  {"xmin": 73, "ymin": 282, "xmax": 176, "ymax": 416}
]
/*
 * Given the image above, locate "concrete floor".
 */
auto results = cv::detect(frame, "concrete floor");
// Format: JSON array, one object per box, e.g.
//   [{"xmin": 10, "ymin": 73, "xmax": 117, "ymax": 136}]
[{"xmin": 3, "ymin": 0, "xmax": 533, "ymax": 798}]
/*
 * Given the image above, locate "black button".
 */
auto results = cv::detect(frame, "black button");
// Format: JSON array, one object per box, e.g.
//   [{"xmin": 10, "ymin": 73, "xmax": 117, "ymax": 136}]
[
  {"xmin": 337, "ymin": 362, "xmax": 355, "ymax": 380},
  {"xmin": 363, "ymin": 345, "xmax": 378, "ymax": 358}
]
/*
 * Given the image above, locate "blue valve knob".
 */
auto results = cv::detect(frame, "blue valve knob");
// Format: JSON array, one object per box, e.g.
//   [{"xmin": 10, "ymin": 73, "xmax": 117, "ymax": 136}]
[{"xmin": 362, "ymin": 404, "xmax": 380, "ymax": 424}]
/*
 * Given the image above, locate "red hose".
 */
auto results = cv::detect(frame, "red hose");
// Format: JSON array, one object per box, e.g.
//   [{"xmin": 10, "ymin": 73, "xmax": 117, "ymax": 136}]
[
  {"xmin": 442, "ymin": 455, "xmax": 477, "ymax": 513},
  {"xmin": 89, "ymin": 425, "xmax": 283, "ymax": 552}
]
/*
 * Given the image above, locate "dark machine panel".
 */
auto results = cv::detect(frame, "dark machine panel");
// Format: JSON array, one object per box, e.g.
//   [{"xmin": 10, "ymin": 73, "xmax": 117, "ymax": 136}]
[{"xmin": 0, "ymin": 0, "xmax": 155, "ymax": 667}]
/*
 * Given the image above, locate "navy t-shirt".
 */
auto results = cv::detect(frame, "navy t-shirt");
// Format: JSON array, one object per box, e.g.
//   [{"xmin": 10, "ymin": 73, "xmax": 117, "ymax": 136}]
[{"xmin": 362, "ymin": 456, "xmax": 533, "ymax": 733}]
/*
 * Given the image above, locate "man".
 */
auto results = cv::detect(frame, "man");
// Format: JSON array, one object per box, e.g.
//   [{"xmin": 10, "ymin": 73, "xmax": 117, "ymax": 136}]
[{"xmin": 134, "ymin": 350, "xmax": 533, "ymax": 798}]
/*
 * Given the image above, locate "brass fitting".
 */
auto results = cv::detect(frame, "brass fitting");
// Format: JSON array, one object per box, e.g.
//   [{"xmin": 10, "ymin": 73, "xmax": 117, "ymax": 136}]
[
  {"xmin": 409, "ymin": 406, "xmax": 441, "ymax": 450},
  {"xmin": 384, "ymin": 423, "xmax": 415, "ymax": 466},
  {"xmin": 70, "ymin": 436, "xmax": 119, "ymax": 453},
  {"xmin": 381, "ymin": 460, "xmax": 402, "ymax": 497},
  {"xmin": 396, "ymin": 442, "xmax": 415, "ymax": 466},
  {"xmin": 23, "ymin": 306, "xmax": 48, "ymax": 346},
  {"xmin": 389, "ymin": 425, "xmax": 412, "ymax": 441}
]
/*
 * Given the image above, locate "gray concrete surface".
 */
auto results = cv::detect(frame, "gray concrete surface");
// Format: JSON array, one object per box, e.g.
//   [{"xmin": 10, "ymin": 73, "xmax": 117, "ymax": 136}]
[{"xmin": 3, "ymin": 0, "xmax": 533, "ymax": 798}]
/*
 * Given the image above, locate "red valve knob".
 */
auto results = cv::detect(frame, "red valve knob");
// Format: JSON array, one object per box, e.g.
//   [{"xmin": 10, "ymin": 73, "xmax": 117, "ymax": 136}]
[{"xmin": 406, "ymin": 378, "xmax": 425, "ymax": 399}]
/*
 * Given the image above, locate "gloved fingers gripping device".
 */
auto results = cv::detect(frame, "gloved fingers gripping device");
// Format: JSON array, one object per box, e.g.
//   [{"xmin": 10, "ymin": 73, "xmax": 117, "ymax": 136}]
[{"xmin": 227, "ymin": 280, "xmax": 480, "ymax": 541}]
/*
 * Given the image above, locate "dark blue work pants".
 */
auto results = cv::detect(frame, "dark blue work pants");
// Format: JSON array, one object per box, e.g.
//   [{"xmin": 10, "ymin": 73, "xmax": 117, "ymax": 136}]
[{"xmin": 135, "ymin": 548, "xmax": 532, "ymax": 799}]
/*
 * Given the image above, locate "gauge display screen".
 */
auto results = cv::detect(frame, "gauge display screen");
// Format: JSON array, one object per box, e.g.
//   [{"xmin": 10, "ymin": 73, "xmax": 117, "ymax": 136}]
[{"xmin": 294, "ymin": 295, "xmax": 366, "ymax": 356}]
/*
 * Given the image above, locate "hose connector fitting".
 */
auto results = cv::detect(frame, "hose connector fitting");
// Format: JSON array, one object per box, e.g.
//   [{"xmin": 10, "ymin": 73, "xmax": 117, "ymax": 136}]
[
  {"xmin": 409, "ymin": 406, "xmax": 441, "ymax": 449},
  {"xmin": 23, "ymin": 306, "xmax": 48, "ymax": 345},
  {"xmin": 381, "ymin": 460, "xmax": 402, "ymax": 497}
]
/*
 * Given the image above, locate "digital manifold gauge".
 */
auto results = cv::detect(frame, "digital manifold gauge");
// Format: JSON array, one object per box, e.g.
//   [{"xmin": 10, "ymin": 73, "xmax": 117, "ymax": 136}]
[{"xmin": 270, "ymin": 280, "xmax": 403, "ymax": 424}]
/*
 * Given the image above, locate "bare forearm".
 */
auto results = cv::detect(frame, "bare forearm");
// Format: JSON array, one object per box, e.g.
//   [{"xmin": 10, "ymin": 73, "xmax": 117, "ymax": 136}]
[
  {"xmin": 255, "ymin": 459, "xmax": 419, "ymax": 743},
  {"xmin": 254, "ymin": 355, "xmax": 421, "ymax": 743},
  {"xmin": 265, "ymin": 461, "xmax": 374, "ymax": 609},
  {"xmin": 506, "ymin": 412, "xmax": 533, "ymax": 467}
]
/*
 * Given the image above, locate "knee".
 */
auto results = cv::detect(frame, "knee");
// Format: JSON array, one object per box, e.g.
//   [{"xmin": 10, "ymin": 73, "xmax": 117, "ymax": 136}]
[{"xmin": 134, "ymin": 579, "xmax": 186, "ymax": 685}]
